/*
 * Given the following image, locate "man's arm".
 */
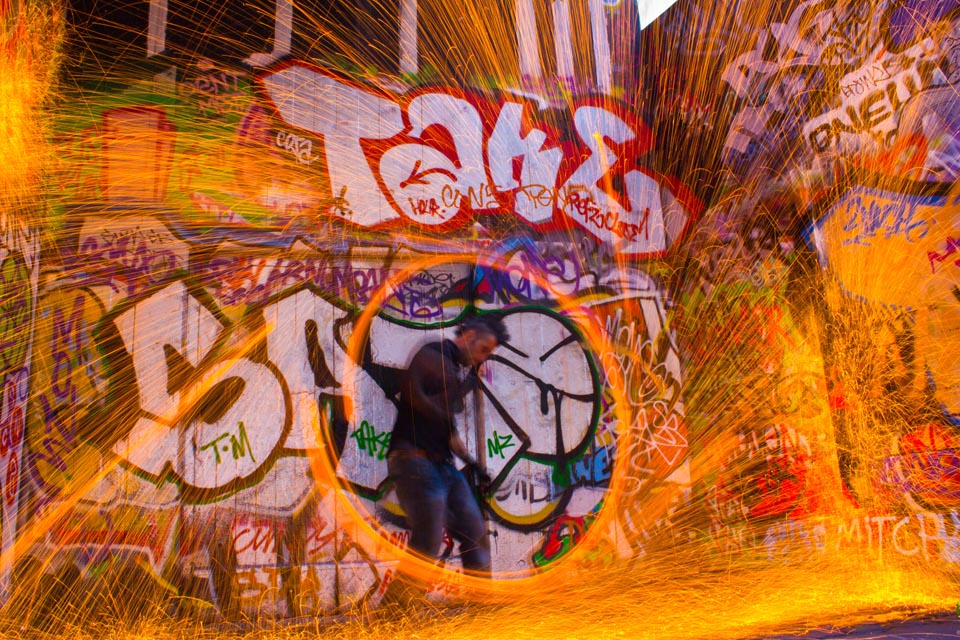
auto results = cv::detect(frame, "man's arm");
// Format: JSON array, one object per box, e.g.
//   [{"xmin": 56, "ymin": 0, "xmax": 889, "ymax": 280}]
[{"xmin": 449, "ymin": 433, "xmax": 479, "ymax": 467}]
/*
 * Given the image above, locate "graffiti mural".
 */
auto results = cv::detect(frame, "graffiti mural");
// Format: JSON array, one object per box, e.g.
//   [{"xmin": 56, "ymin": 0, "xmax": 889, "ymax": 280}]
[
  {"xmin": 0, "ymin": 213, "xmax": 39, "ymax": 600},
  {"xmin": 13, "ymin": 0, "xmax": 960, "ymax": 626},
  {"xmin": 22, "ymin": 221, "xmax": 669, "ymax": 610},
  {"xmin": 808, "ymin": 175, "xmax": 960, "ymax": 517},
  {"xmin": 7, "ymin": 25, "xmax": 700, "ymax": 611},
  {"xmin": 252, "ymin": 62, "xmax": 700, "ymax": 255}
]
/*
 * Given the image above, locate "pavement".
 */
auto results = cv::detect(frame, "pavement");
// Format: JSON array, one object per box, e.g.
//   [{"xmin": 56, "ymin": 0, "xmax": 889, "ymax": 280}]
[{"xmin": 756, "ymin": 611, "xmax": 960, "ymax": 639}]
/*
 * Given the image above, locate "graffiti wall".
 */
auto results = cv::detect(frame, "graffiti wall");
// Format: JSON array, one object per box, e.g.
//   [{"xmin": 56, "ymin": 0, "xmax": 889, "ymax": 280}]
[
  {"xmin": 651, "ymin": 0, "xmax": 960, "ymax": 562},
  {"xmin": 12, "ymin": 0, "xmax": 960, "ymax": 621},
  {"xmin": 0, "ymin": 0, "xmax": 56, "ymax": 605},
  {"xmin": 0, "ymin": 212, "xmax": 39, "ymax": 602},
  {"xmin": 15, "ymin": 34, "xmax": 700, "ymax": 614}
]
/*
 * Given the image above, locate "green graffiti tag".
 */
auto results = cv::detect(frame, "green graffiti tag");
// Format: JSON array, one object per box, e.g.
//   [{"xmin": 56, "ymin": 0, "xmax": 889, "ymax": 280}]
[
  {"xmin": 487, "ymin": 431, "xmax": 516, "ymax": 459},
  {"xmin": 200, "ymin": 420, "xmax": 256, "ymax": 465},
  {"xmin": 350, "ymin": 420, "xmax": 390, "ymax": 460}
]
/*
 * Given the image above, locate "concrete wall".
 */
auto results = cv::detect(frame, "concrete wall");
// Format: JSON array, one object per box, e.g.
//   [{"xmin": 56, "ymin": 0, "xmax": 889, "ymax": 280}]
[
  {"xmin": 16, "ymin": 56, "xmax": 696, "ymax": 615},
  {"xmin": 10, "ymin": 0, "xmax": 960, "ymax": 620}
]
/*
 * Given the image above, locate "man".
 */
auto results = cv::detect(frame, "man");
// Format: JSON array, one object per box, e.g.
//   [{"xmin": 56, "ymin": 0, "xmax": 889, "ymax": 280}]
[{"xmin": 381, "ymin": 314, "xmax": 509, "ymax": 606}]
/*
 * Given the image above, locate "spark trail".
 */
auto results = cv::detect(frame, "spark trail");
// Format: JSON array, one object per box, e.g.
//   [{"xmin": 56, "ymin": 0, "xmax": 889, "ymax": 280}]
[{"xmin": 2, "ymin": 0, "xmax": 960, "ymax": 638}]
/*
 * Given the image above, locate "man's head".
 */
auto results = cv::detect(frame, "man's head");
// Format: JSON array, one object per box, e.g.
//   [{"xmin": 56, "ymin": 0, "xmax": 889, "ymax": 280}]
[{"xmin": 455, "ymin": 315, "xmax": 510, "ymax": 366}]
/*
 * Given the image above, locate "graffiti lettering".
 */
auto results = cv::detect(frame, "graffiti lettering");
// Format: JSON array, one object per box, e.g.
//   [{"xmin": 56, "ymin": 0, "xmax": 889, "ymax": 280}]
[
  {"xmin": 486, "ymin": 431, "xmax": 516, "ymax": 460},
  {"xmin": 763, "ymin": 520, "xmax": 827, "ymax": 561},
  {"xmin": 712, "ymin": 423, "xmax": 812, "ymax": 526},
  {"xmin": 259, "ymin": 64, "xmax": 697, "ymax": 255},
  {"xmin": 804, "ymin": 48, "xmax": 933, "ymax": 154},
  {"xmin": 476, "ymin": 241, "xmax": 601, "ymax": 303},
  {"xmin": 27, "ymin": 290, "xmax": 101, "ymax": 491},
  {"xmin": 99, "ymin": 225, "xmax": 172, "ymax": 246},
  {"xmin": 532, "ymin": 507, "xmax": 602, "ymax": 567},
  {"xmin": 305, "ymin": 526, "xmax": 336, "ymax": 561},
  {"xmin": 389, "ymin": 530, "xmax": 410, "ymax": 549},
  {"xmin": 839, "ymin": 62, "xmax": 892, "ymax": 98},
  {"xmin": 494, "ymin": 474, "xmax": 559, "ymax": 505},
  {"xmin": 275, "ymin": 131, "xmax": 321, "ymax": 166},
  {"xmin": 79, "ymin": 229, "xmax": 182, "ymax": 296},
  {"xmin": 350, "ymin": 420, "xmax": 390, "ymax": 461},
  {"xmin": 406, "ymin": 197, "xmax": 442, "ymax": 218},
  {"xmin": 568, "ymin": 443, "xmax": 613, "ymax": 486},
  {"xmin": 879, "ymin": 449, "xmax": 960, "ymax": 500},
  {"xmin": 111, "ymin": 282, "xmax": 291, "ymax": 499},
  {"xmin": 441, "ymin": 182, "xmax": 501, "ymax": 211},
  {"xmin": 191, "ymin": 192, "xmax": 249, "ymax": 225},
  {"xmin": 0, "ymin": 252, "xmax": 32, "ymax": 378},
  {"xmin": 188, "ymin": 66, "xmax": 247, "ymax": 118},
  {"xmin": 234, "ymin": 520, "xmax": 277, "ymax": 556},
  {"xmin": 4, "ymin": 455, "xmax": 18, "ymax": 506},
  {"xmin": 603, "ymin": 307, "xmax": 682, "ymax": 411},
  {"xmin": 199, "ymin": 256, "xmax": 405, "ymax": 309},
  {"xmin": 753, "ymin": 512, "xmax": 960, "ymax": 563},
  {"xmin": 0, "ymin": 370, "xmax": 26, "ymax": 458},
  {"xmin": 838, "ymin": 194, "xmax": 930, "ymax": 246},
  {"xmin": 190, "ymin": 68, "xmax": 241, "ymax": 95},
  {"xmin": 199, "ymin": 421, "xmax": 257, "ymax": 465},
  {"xmin": 387, "ymin": 270, "xmax": 461, "ymax": 320},
  {"xmin": 564, "ymin": 188, "xmax": 651, "ymax": 243},
  {"xmin": 928, "ymin": 237, "xmax": 960, "ymax": 273}
]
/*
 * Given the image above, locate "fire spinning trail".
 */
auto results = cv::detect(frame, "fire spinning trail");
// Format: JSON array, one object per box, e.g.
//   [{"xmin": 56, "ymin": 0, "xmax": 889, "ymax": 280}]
[{"xmin": 1, "ymin": 1, "xmax": 959, "ymax": 638}]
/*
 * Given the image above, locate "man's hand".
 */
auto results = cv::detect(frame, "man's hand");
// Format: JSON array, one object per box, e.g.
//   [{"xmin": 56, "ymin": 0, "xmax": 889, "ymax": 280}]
[
  {"xmin": 450, "ymin": 434, "xmax": 492, "ymax": 495},
  {"xmin": 462, "ymin": 366, "xmax": 482, "ymax": 393},
  {"xmin": 466, "ymin": 462, "xmax": 493, "ymax": 496}
]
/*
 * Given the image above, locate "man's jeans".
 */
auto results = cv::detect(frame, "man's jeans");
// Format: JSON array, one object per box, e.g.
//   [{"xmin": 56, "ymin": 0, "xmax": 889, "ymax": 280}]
[{"xmin": 388, "ymin": 453, "xmax": 491, "ymax": 573}]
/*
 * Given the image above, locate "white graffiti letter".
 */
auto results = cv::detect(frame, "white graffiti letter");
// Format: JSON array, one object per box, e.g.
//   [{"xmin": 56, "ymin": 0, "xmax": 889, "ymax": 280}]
[
  {"xmin": 488, "ymin": 101, "xmax": 563, "ymax": 225},
  {"xmin": 263, "ymin": 289, "xmax": 348, "ymax": 450},
  {"xmin": 260, "ymin": 65, "xmax": 405, "ymax": 227},
  {"xmin": 562, "ymin": 106, "xmax": 666, "ymax": 253},
  {"xmin": 112, "ymin": 282, "xmax": 223, "ymax": 476},
  {"xmin": 379, "ymin": 92, "xmax": 486, "ymax": 224}
]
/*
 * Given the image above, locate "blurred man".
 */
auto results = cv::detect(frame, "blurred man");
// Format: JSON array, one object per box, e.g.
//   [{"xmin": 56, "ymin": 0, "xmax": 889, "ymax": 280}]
[{"xmin": 380, "ymin": 314, "xmax": 510, "ymax": 608}]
